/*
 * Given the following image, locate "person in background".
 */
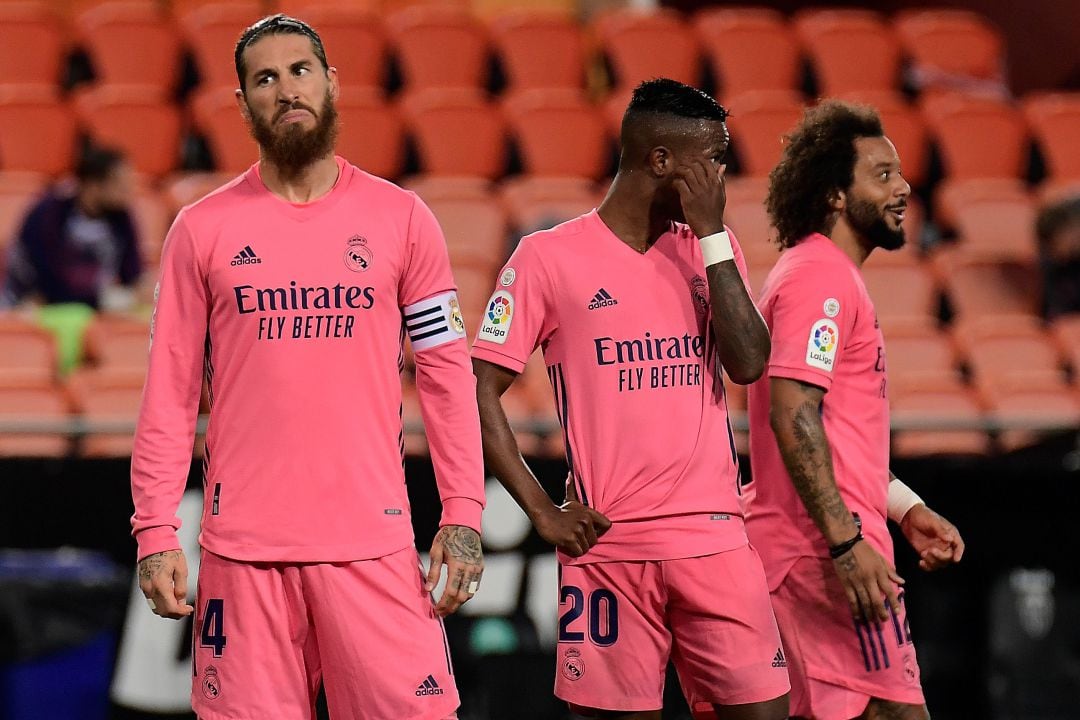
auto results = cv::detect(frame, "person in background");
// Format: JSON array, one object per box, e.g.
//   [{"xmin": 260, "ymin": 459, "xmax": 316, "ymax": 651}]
[
  {"xmin": 2, "ymin": 146, "xmax": 142, "ymax": 312},
  {"xmin": 1036, "ymin": 195, "xmax": 1080, "ymax": 320}
]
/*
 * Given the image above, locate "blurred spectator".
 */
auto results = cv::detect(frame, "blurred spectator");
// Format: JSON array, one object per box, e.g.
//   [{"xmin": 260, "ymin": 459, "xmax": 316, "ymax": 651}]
[
  {"xmin": 2, "ymin": 147, "xmax": 142, "ymax": 312},
  {"xmin": 1037, "ymin": 195, "xmax": 1080, "ymax": 319}
]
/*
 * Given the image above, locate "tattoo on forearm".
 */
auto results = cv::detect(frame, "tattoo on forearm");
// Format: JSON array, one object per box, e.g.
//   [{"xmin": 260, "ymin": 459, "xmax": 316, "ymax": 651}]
[
  {"xmin": 436, "ymin": 526, "xmax": 482, "ymax": 565},
  {"xmin": 706, "ymin": 263, "xmax": 769, "ymax": 381},
  {"xmin": 779, "ymin": 399, "xmax": 854, "ymax": 539},
  {"xmin": 137, "ymin": 550, "xmax": 180, "ymax": 582}
]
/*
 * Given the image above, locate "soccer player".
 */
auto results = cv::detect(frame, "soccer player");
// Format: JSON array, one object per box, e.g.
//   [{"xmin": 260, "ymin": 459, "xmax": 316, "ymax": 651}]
[
  {"xmin": 130, "ymin": 15, "xmax": 484, "ymax": 720},
  {"xmin": 746, "ymin": 100, "xmax": 965, "ymax": 720},
  {"xmin": 473, "ymin": 79, "xmax": 790, "ymax": 720}
]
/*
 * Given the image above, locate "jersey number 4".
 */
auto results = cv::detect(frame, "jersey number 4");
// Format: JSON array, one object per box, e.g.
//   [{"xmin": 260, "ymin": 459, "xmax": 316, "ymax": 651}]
[
  {"xmin": 199, "ymin": 598, "xmax": 228, "ymax": 658},
  {"xmin": 558, "ymin": 586, "xmax": 619, "ymax": 646}
]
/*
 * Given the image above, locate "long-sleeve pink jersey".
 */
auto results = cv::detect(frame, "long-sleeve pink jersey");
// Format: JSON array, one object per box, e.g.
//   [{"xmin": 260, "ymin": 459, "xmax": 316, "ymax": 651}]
[{"xmin": 130, "ymin": 157, "xmax": 485, "ymax": 562}]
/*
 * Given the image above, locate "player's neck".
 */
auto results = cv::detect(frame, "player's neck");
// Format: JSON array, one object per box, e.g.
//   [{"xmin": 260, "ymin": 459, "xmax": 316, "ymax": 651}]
[
  {"xmin": 258, "ymin": 154, "xmax": 339, "ymax": 204},
  {"xmin": 827, "ymin": 218, "xmax": 873, "ymax": 268},
  {"xmin": 597, "ymin": 180, "xmax": 672, "ymax": 253}
]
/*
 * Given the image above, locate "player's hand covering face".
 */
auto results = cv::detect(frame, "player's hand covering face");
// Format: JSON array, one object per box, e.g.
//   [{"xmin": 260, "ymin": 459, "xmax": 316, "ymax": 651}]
[
  {"xmin": 673, "ymin": 159, "xmax": 729, "ymax": 240},
  {"xmin": 426, "ymin": 525, "xmax": 484, "ymax": 617}
]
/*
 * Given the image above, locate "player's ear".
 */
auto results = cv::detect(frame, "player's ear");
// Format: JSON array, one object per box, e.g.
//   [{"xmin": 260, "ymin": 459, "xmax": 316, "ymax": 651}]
[
  {"xmin": 235, "ymin": 89, "xmax": 251, "ymax": 122},
  {"xmin": 327, "ymin": 66, "xmax": 339, "ymax": 100},
  {"xmin": 828, "ymin": 187, "xmax": 846, "ymax": 211},
  {"xmin": 648, "ymin": 146, "xmax": 673, "ymax": 178}
]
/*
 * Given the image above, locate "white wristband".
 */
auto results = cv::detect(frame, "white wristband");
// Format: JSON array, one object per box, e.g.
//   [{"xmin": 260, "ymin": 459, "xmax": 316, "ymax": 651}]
[
  {"xmin": 699, "ymin": 230, "xmax": 734, "ymax": 266},
  {"xmin": 887, "ymin": 478, "xmax": 924, "ymax": 523}
]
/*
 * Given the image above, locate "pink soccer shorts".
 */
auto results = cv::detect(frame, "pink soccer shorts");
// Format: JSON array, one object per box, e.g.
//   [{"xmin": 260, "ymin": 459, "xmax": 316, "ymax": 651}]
[
  {"xmin": 771, "ymin": 556, "xmax": 926, "ymax": 720},
  {"xmin": 191, "ymin": 546, "xmax": 459, "ymax": 720},
  {"xmin": 554, "ymin": 543, "xmax": 790, "ymax": 715}
]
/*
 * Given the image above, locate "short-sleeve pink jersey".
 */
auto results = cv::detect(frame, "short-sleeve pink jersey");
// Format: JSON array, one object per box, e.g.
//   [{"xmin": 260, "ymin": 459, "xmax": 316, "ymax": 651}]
[
  {"xmin": 130, "ymin": 157, "xmax": 484, "ymax": 563},
  {"xmin": 472, "ymin": 210, "xmax": 752, "ymax": 565},
  {"xmin": 745, "ymin": 234, "xmax": 892, "ymax": 589}
]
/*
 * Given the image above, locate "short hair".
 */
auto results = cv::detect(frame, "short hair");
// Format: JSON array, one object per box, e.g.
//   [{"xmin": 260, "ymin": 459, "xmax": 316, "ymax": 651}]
[
  {"xmin": 765, "ymin": 100, "xmax": 885, "ymax": 248},
  {"xmin": 75, "ymin": 146, "xmax": 125, "ymax": 183},
  {"xmin": 1035, "ymin": 196, "xmax": 1080, "ymax": 248},
  {"xmin": 234, "ymin": 14, "xmax": 328, "ymax": 91},
  {"xmin": 620, "ymin": 78, "xmax": 728, "ymax": 142}
]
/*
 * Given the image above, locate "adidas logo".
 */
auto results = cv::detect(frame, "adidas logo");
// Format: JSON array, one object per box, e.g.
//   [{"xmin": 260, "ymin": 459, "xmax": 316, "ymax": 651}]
[
  {"xmin": 772, "ymin": 648, "xmax": 787, "ymax": 668},
  {"xmin": 587, "ymin": 288, "xmax": 618, "ymax": 310},
  {"xmin": 231, "ymin": 246, "xmax": 262, "ymax": 266},
  {"xmin": 415, "ymin": 674, "xmax": 444, "ymax": 697}
]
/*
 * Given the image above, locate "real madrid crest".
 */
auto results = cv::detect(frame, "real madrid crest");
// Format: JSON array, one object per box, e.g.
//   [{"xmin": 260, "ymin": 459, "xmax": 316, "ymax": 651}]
[
  {"xmin": 202, "ymin": 665, "xmax": 222, "ymax": 700},
  {"xmin": 561, "ymin": 648, "xmax": 585, "ymax": 681},
  {"xmin": 690, "ymin": 275, "xmax": 709, "ymax": 317},
  {"xmin": 448, "ymin": 297, "xmax": 466, "ymax": 334},
  {"xmin": 344, "ymin": 235, "xmax": 372, "ymax": 272}
]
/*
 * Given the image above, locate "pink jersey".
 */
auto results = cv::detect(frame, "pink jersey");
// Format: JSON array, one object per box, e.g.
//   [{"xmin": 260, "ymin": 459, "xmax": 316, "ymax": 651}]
[
  {"xmin": 472, "ymin": 210, "xmax": 750, "ymax": 565},
  {"xmin": 746, "ymin": 234, "xmax": 891, "ymax": 589},
  {"xmin": 131, "ymin": 157, "xmax": 484, "ymax": 563}
]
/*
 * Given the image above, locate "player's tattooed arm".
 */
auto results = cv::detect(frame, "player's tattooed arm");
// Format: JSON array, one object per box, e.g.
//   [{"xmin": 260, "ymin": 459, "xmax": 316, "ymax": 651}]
[
  {"xmin": 705, "ymin": 260, "xmax": 770, "ymax": 384},
  {"xmin": 137, "ymin": 549, "xmax": 194, "ymax": 619},
  {"xmin": 138, "ymin": 550, "xmax": 181, "ymax": 582},
  {"xmin": 770, "ymin": 378, "xmax": 859, "ymax": 545},
  {"xmin": 435, "ymin": 525, "xmax": 483, "ymax": 565},
  {"xmin": 427, "ymin": 524, "xmax": 484, "ymax": 617}
]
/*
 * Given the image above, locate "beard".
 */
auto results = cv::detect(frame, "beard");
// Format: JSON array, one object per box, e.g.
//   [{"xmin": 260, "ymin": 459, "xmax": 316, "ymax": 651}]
[
  {"xmin": 248, "ymin": 90, "xmax": 338, "ymax": 176},
  {"xmin": 846, "ymin": 195, "xmax": 906, "ymax": 251}
]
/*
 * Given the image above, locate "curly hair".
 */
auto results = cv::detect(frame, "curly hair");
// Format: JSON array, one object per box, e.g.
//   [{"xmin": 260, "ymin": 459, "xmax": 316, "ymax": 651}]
[{"xmin": 765, "ymin": 100, "xmax": 884, "ymax": 248}]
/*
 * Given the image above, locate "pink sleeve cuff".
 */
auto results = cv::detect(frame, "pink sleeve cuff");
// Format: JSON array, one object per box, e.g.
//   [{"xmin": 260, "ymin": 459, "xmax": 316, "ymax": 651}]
[
  {"xmin": 135, "ymin": 526, "xmax": 183, "ymax": 562},
  {"xmin": 471, "ymin": 345, "xmax": 528, "ymax": 374},
  {"xmin": 439, "ymin": 497, "xmax": 484, "ymax": 534}
]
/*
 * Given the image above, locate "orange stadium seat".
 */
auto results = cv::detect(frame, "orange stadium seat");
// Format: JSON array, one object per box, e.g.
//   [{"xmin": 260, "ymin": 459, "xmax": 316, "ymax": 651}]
[
  {"xmin": 490, "ymin": 10, "xmax": 586, "ymax": 91},
  {"xmin": 964, "ymin": 333, "xmax": 1066, "ymax": 397},
  {"xmin": 401, "ymin": 89, "xmax": 507, "ymax": 180},
  {"xmin": 921, "ymin": 94, "xmax": 1027, "ymax": 180},
  {"xmin": 0, "ymin": 386, "xmax": 71, "ymax": 458},
  {"xmin": 861, "ymin": 264, "xmax": 939, "ymax": 330},
  {"xmin": 884, "ymin": 328, "xmax": 963, "ymax": 394},
  {"xmin": 0, "ymin": 317, "xmax": 57, "ymax": 388},
  {"xmin": 163, "ymin": 172, "xmax": 235, "ymax": 212},
  {"xmin": 896, "ymin": 10, "xmax": 1005, "ymax": 84},
  {"xmin": 284, "ymin": 6, "xmax": 387, "ymax": 89},
  {"xmin": 75, "ymin": 85, "xmax": 182, "ymax": 179},
  {"xmin": 990, "ymin": 389, "xmax": 1080, "ymax": 452},
  {"xmin": 191, "ymin": 86, "xmax": 259, "ymax": 174},
  {"xmin": 71, "ymin": 382, "xmax": 143, "ymax": 457},
  {"xmin": 725, "ymin": 90, "xmax": 804, "ymax": 178},
  {"xmin": 503, "ymin": 89, "xmax": 610, "ymax": 180},
  {"xmin": 593, "ymin": 9, "xmax": 700, "ymax": 93},
  {"xmin": 499, "ymin": 177, "xmax": 602, "ymax": 235},
  {"xmin": 82, "ymin": 315, "xmax": 151, "ymax": 372},
  {"xmin": 722, "ymin": 177, "xmax": 777, "ymax": 268},
  {"xmin": 839, "ymin": 91, "xmax": 930, "ymax": 188},
  {"xmin": 385, "ymin": 5, "xmax": 489, "ymax": 92},
  {"xmin": 693, "ymin": 8, "xmax": 799, "ymax": 102},
  {"xmin": 423, "ymin": 195, "xmax": 508, "ymax": 272},
  {"xmin": 336, "ymin": 87, "xmax": 406, "ymax": 179},
  {"xmin": 0, "ymin": 86, "xmax": 77, "ymax": 176},
  {"xmin": 932, "ymin": 177, "xmax": 1028, "ymax": 232},
  {"xmin": 75, "ymin": 1, "xmax": 182, "ymax": 93},
  {"xmin": 1050, "ymin": 316, "xmax": 1080, "ymax": 373},
  {"xmin": 275, "ymin": 0, "xmax": 383, "ymax": 13},
  {"xmin": 0, "ymin": 2, "xmax": 66, "ymax": 88},
  {"xmin": 951, "ymin": 192, "xmax": 1038, "ymax": 263},
  {"xmin": 406, "ymin": 176, "xmax": 493, "ymax": 203},
  {"xmin": 130, "ymin": 188, "xmax": 172, "ymax": 265},
  {"xmin": 942, "ymin": 261, "xmax": 1041, "ymax": 321},
  {"xmin": 890, "ymin": 386, "xmax": 989, "ymax": 457},
  {"xmin": 181, "ymin": 3, "xmax": 266, "ymax": 89},
  {"xmin": 452, "ymin": 264, "xmax": 499, "ymax": 329},
  {"xmin": 794, "ymin": 9, "xmax": 901, "ymax": 96},
  {"xmin": 1023, "ymin": 93, "xmax": 1080, "ymax": 182}
]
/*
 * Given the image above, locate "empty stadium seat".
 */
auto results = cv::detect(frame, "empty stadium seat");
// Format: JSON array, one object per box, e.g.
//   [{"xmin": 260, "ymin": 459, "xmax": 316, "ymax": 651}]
[
  {"xmin": 75, "ymin": 85, "xmax": 182, "ymax": 178},
  {"xmin": 593, "ymin": 9, "xmax": 700, "ymax": 93},
  {"xmin": 884, "ymin": 328, "xmax": 963, "ymax": 393},
  {"xmin": 896, "ymin": 10, "xmax": 1005, "ymax": 87},
  {"xmin": 794, "ymin": 9, "xmax": 901, "ymax": 96},
  {"xmin": 401, "ymin": 89, "xmax": 507, "ymax": 180},
  {"xmin": 130, "ymin": 188, "xmax": 171, "ymax": 265},
  {"xmin": 921, "ymin": 94, "xmax": 1027, "ymax": 180},
  {"xmin": 693, "ymin": 8, "xmax": 799, "ymax": 102},
  {"xmin": 1022, "ymin": 93, "xmax": 1080, "ymax": 182},
  {"xmin": 0, "ymin": 386, "xmax": 70, "ymax": 458},
  {"xmin": 0, "ymin": 316, "xmax": 57, "ymax": 388},
  {"xmin": 181, "ymin": 2, "xmax": 266, "ymax": 89},
  {"xmin": 933, "ymin": 177, "xmax": 1028, "ymax": 232},
  {"xmin": 499, "ymin": 177, "xmax": 602, "ymax": 235},
  {"xmin": 503, "ymin": 89, "xmax": 610, "ymax": 180},
  {"xmin": 423, "ymin": 195, "xmax": 508, "ymax": 272},
  {"xmin": 725, "ymin": 90, "xmax": 805, "ymax": 177},
  {"xmin": 1050, "ymin": 316, "xmax": 1080, "ymax": 373},
  {"xmin": 163, "ymin": 172, "xmax": 235, "ymax": 212},
  {"xmin": 0, "ymin": 2, "xmax": 66, "ymax": 89},
  {"xmin": 952, "ymin": 192, "xmax": 1038, "ymax": 263},
  {"xmin": 722, "ymin": 177, "xmax": 777, "ymax": 267},
  {"xmin": 70, "ymin": 382, "xmax": 143, "ymax": 457},
  {"xmin": 336, "ymin": 87, "xmax": 406, "ymax": 179},
  {"xmin": 490, "ymin": 10, "xmax": 585, "ymax": 91},
  {"xmin": 0, "ymin": 86, "xmax": 77, "ymax": 176},
  {"xmin": 861, "ymin": 264, "xmax": 939, "ymax": 329},
  {"xmin": 965, "ymin": 334, "xmax": 1066, "ymax": 396},
  {"xmin": 942, "ymin": 260, "xmax": 1041, "ymax": 321},
  {"xmin": 385, "ymin": 5, "xmax": 489, "ymax": 91},
  {"xmin": 989, "ymin": 389, "xmax": 1080, "ymax": 452},
  {"xmin": 890, "ymin": 387, "xmax": 990, "ymax": 456},
  {"xmin": 82, "ymin": 315, "xmax": 150, "ymax": 371},
  {"xmin": 191, "ymin": 87, "xmax": 259, "ymax": 174},
  {"xmin": 75, "ymin": 1, "xmax": 182, "ymax": 93}
]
